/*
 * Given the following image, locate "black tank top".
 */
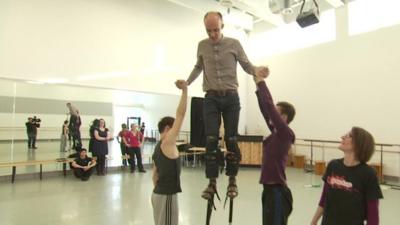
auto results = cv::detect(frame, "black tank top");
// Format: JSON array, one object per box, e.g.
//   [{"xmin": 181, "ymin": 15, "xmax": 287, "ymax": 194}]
[{"xmin": 152, "ymin": 141, "xmax": 182, "ymax": 194}]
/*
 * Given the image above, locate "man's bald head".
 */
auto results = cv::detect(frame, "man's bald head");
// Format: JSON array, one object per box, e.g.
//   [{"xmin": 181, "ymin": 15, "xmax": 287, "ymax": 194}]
[
  {"xmin": 203, "ymin": 11, "xmax": 224, "ymax": 43},
  {"xmin": 204, "ymin": 11, "xmax": 223, "ymax": 22}
]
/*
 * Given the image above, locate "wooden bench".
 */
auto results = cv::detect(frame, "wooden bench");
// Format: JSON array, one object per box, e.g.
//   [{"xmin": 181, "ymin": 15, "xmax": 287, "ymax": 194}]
[{"xmin": 0, "ymin": 158, "xmax": 74, "ymax": 183}]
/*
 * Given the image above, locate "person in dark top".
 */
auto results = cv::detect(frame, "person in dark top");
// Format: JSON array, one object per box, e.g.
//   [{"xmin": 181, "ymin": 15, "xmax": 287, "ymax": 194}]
[
  {"xmin": 254, "ymin": 73, "xmax": 296, "ymax": 225},
  {"xmin": 69, "ymin": 111, "xmax": 82, "ymax": 150},
  {"xmin": 25, "ymin": 117, "xmax": 40, "ymax": 149},
  {"xmin": 71, "ymin": 148, "xmax": 96, "ymax": 181},
  {"xmin": 117, "ymin": 123, "xmax": 128, "ymax": 166},
  {"xmin": 140, "ymin": 122, "xmax": 145, "ymax": 137},
  {"xmin": 88, "ymin": 119, "xmax": 100, "ymax": 154},
  {"xmin": 311, "ymin": 127, "xmax": 383, "ymax": 225},
  {"xmin": 92, "ymin": 119, "xmax": 111, "ymax": 176},
  {"xmin": 151, "ymin": 80, "xmax": 187, "ymax": 225}
]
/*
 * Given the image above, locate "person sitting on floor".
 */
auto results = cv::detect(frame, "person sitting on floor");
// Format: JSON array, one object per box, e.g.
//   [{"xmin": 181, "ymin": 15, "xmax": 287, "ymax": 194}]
[{"xmin": 71, "ymin": 148, "xmax": 97, "ymax": 181}]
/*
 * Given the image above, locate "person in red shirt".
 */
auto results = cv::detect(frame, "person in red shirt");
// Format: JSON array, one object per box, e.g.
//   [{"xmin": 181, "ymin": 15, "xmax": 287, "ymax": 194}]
[{"xmin": 123, "ymin": 124, "xmax": 146, "ymax": 173}]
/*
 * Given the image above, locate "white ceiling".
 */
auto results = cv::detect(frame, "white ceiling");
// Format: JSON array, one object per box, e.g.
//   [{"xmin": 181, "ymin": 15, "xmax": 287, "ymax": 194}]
[{"xmin": 166, "ymin": 0, "xmax": 349, "ymax": 30}]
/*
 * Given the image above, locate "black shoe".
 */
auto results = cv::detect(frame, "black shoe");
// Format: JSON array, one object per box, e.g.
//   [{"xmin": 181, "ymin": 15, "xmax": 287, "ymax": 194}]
[
  {"xmin": 130, "ymin": 169, "xmax": 135, "ymax": 173},
  {"xmin": 139, "ymin": 169, "xmax": 146, "ymax": 173},
  {"xmin": 32, "ymin": 146, "xmax": 37, "ymax": 149}
]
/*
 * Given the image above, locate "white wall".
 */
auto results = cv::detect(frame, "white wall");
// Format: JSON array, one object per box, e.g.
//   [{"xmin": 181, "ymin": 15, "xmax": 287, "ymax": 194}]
[
  {"xmin": 0, "ymin": 0, "xmax": 204, "ymax": 95},
  {"xmin": 246, "ymin": 7, "xmax": 400, "ymax": 143},
  {"xmin": 245, "ymin": 6, "xmax": 400, "ymax": 177}
]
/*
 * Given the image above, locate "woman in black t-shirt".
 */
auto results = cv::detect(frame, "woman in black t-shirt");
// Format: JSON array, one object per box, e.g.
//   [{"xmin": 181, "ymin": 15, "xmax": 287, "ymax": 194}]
[{"xmin": 311, "ymin": 127, "xmax": 383, "ymax": 225}]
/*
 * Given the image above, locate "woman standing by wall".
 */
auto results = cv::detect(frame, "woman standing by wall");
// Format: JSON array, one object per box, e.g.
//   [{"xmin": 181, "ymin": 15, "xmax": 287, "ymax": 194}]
[
  {"xmin": 89, "ymin": 119, "xmax": 100, "ymax": 155},
  {"xmin": 60, "ymin": 120, "xmax": 69, "ymax": 152},
  {"xmin": 93, "ymin": 119, "xmax": 111, "ymax": 175}
]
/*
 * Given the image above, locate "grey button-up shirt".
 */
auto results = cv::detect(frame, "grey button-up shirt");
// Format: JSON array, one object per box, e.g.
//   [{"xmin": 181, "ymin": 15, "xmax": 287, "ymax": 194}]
[{"xmin": 186, "ymin": 36, "xmax": 255, "ymax": 92}]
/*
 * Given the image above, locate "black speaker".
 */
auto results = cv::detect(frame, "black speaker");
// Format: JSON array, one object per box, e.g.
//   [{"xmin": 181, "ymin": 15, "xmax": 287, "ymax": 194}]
[
  {"xmin": 296, "ymin": 10, "xmax": 319, "ymax": 28},
  {"xmin": 190, "ymin": 97, "xmax": 206, "ymax": 147}
]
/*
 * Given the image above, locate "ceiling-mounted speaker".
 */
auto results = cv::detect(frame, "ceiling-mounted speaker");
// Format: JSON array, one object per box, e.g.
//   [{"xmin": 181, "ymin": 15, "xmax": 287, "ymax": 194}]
[
  {"xmin": 296, "ymin": 0, "xmax": 319, "ymax": 28},
  {"xmin": 296, "ymin": 9, "xmax": 319, "ymax": 27}
]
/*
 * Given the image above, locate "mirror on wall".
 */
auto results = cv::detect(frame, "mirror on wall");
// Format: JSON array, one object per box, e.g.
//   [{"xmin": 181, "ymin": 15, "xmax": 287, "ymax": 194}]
[
  {"xmin": 0, "ymin": 79, "xmax": 17, "ymax": 163},
  {"xmin": 0, "ymin": 77, "xmax": 189, "ymax": 175}
]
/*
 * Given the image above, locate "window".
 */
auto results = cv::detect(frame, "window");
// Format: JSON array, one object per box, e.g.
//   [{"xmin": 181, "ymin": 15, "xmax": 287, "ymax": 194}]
[
  {"xmin": 249, "ymin": 9, "xmax": 336, "ymax": 59},
  {"xmin": 348, "ymin": 0, "xmax": 400, "ymax": 36}
]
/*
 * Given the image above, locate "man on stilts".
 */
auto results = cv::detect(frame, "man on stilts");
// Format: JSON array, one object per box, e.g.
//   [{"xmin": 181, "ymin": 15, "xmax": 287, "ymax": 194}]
[{"xmin": 185, "ymin": 11, "xmax": 269, "ymax": 224}]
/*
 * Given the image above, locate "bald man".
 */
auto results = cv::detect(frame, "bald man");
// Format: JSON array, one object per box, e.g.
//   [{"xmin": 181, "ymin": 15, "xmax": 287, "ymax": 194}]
[{"xmin": 185, "ymin": 11, "xmax": 269, "ymax": 202}]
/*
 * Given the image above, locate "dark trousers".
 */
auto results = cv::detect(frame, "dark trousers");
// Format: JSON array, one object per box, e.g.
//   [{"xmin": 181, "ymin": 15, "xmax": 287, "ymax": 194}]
[
  {"xmin": 262, "ymin": 184, "xmax": 293, "ymax": 225},
  {"xmin": 120, "ymin": 143, "xmax": 127, "ymax": 165},
  {"xmin": 203, "ymin": 92, "xmax": 241, "ymax": 179},
  {"xmin": 71, "ymin": 130, "xmax": 81, "ymax": 150},
  {"xmin": 95, "ymin": 154, "xmax": 106, "ymax": 174},
  {"xmin": 73, "ymin": 167, "xmax": 93, "ymax": 181},
  {"xmin": 68, "ymin": 132, "xmax": 72, "ymax": 147},
  {"xmin": 27, "ymin": 133, "xmax": 37, "ymax": 148},
  {"xmin": 127, "ymin": 147, "xmax": 144, "ymax": 171}
]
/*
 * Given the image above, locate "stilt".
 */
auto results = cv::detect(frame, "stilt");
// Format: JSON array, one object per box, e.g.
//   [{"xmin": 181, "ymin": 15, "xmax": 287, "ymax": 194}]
[
  {"xmin": 228, "ymin": 198, "xmax": 233, "ymax": 224},
  {"xmin": 206, "ymin": 195, "xmax": 214, "ymax": 225}
]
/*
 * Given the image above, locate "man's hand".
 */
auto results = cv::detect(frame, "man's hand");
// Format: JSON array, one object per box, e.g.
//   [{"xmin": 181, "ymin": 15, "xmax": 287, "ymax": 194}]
[
  {"xmin": 175, "ymin": 80, "xmax": 188, "ymax": 90},
  {"xmin": 254, "ymin": 66, "xmax": 269, "ymax": 78},
  {"xmin": 253, "ymin": 66, "xmax": 269, "ymax": 84}
]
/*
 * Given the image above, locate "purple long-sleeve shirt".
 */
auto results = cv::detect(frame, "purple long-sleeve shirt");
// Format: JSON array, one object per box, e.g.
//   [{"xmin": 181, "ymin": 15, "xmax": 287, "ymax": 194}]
[{"xmin": 255, "ymin": 81, "xmax": 295, "ymax": 185}]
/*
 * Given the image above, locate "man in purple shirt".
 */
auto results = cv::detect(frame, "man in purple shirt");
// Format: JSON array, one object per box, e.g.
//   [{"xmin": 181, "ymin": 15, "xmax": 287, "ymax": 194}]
[{"xmin": 254, "ymin": 74, "xmax": 296, "ymax": 225}]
